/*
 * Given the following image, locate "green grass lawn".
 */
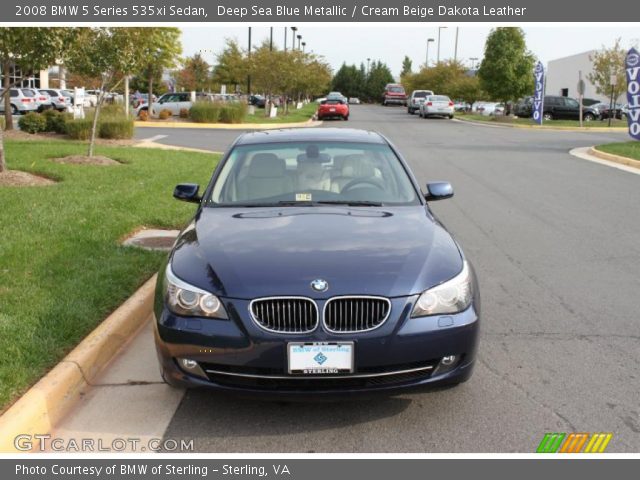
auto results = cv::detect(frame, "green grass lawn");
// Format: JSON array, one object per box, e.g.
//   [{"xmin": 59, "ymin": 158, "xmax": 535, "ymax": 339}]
[
  {"xmin": 0, "ymin": 138, "xmax": 219, "ymax": 411},
  {"xmin": 244, "ymin": 102, "xmax": 317, "ymax": 124},
  {"xmin": 596, "ymin": 141, "xmax": 640, "ymax": 160},
  {"xmin": 459, "ymin": 113, "xmax": 628, "ymax": 128}
]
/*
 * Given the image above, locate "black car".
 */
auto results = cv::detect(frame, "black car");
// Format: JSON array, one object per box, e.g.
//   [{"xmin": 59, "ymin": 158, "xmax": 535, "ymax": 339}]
[
  {"xmin": 154, "ymin": 128, "xmax": 480, "ymax": 397},
  {"xmin": 542, "ymin": 96, "xmax": 600, "ymax": 121},
  {"xmin": 249, "ymin": 95, "xmax": 266, "ymax": 108},
  {"xmin": 594, "ymin": 102, "xmax": 625, "ymax": 120}
]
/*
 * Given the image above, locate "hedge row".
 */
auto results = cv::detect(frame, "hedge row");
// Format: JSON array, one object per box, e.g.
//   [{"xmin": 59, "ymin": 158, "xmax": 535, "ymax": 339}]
[
  {"xmin": 17, "ymin": 109, "xmax": 134, "ymax": 140},
  {"xmin": 188, "ymin": 101, "xmax": 247, "ymax": 124}
]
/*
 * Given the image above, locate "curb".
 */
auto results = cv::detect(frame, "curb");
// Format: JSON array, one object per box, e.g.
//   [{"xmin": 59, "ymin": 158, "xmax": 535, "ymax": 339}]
[
  {"xmin": 0, "ymin": 274, "xmax": 157, "ymax": 453},
  {"xmin": 134, "ymin": 118, "xmax": 322, "ymax": 130},
  {"xmin": 589, "ymin": 147, "xmax": 640, "ymax": 169},
  {"xmin": 455, "ymin": 117, "xmax": 628, "ymax": 132}
]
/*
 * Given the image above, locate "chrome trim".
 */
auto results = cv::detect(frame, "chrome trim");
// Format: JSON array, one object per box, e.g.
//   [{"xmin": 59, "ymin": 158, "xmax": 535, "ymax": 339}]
[
  {"xmin": 204, "ymin": 364, "xmax": 434, "ymax": 380},
  {"xmin": 249, "ymin": 296, "xmax": 319, "ymax": 334},
  {"xmin": 322, "ymin": 295, "xmax": 392, "ymax": 334}
]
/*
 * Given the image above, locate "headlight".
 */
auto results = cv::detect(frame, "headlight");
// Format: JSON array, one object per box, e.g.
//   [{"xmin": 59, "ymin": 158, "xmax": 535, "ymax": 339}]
[
  {"xmin": 411, "ymin": 262, "xmax": 473, "ymax": 317},
  {"xmin": 164, "ymin": 263, "xmax": 227, "ymax": 319}
]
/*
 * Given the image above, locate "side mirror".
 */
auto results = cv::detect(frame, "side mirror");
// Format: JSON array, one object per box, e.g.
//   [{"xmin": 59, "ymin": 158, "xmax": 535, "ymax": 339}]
[
  {"xmin": 173, "ymin": 183, "xmax": 201, "ymax": 203},
  {"xmin": 425, "ymin": 182, "xmax": 453, "ymax": 201}
]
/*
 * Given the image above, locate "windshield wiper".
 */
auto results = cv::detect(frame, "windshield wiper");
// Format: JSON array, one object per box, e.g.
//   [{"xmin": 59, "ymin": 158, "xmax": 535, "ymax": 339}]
[
  {"xmin": 213, "ymin": 200, "xmax": 384, "ymax": 208},
  {"xmin": 314, "ymin": 200, "xmax": 384, "ymax": 207}
]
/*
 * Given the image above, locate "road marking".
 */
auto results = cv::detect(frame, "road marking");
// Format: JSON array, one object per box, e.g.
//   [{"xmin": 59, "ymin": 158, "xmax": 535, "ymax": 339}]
[
  {"xmin": 141, "ymin": 134, "xmax": 168, "ymax": 142},
  {"xmin": 570, "ymin": 147, "xmax": 640, "ymax": 176}
]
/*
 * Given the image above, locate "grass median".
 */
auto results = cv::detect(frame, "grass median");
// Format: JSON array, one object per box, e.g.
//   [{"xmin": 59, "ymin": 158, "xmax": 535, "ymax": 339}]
[
  {"xmin": 595, "ymin": 141, "xmax": 640, "ymax": 160},
  {"xmin": 244, "ymin": 102, "xmax": 317, "ymax": 124},
  {"xmin": 459, "ymin": 113, "xmax": 628, "ymax": 128},
  {"xmin": 0, "ymin": 138, "xmax": 218, "ymax": 411}
]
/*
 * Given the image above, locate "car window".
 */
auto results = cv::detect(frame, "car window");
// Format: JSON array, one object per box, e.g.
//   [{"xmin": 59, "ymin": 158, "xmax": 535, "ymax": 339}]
[
  {"xmin": 387, "ymin": 86, "xmax": 404, "ymax": 93},
  {"xmin": 565, "ymin": 98, "xmax": 579, "ymax": 108},
  {"xmin": 430, "ymin": 96, "xmax": 450, "ymax": 102},
  {"xmin": 10, "ymin": 90, "xmax": 18, "ymax": 97},
  {"xmin": 21, "ymin": 89, "xmax": 36, "ymax": 97},
  {"xmin": 209, "ymin": 142, "xmax": 421, "ymax": 206},
  {"xmin": 413, "ymin": 91, "xmax": 428, "ymax": 98}
]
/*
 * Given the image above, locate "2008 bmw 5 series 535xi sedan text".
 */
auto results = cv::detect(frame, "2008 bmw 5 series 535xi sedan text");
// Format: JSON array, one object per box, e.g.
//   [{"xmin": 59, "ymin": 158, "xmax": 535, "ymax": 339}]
[{"xmin": 154, "ymin": 127, "xmax": 480, "ymax": 397}]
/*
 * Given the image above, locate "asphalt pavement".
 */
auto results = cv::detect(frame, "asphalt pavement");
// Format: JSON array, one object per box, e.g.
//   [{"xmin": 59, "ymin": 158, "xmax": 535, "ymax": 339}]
[{"xmin": 145, "ymin": 106, "xmax": 639, "ymax": 452}]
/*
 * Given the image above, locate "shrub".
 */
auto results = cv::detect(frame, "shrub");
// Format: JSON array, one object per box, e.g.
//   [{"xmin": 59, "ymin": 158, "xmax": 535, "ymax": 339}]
[
  {"xmin": 138, "ymin": 110, "xmax": 149, "ymax": 121},
  {"xmin": 99, "ymin": 118, "xmax": 134, "ymax": 139},
  {"xmin": 189, "ymin": 101, "xmax": 220, "ymax": 123},
  {"xmin": 100, "ymin": 104, "xmax": 125, "ymax": 117},
  {"xmin": 179, "ymin": 108, "xmax": 189, "ymax": 118},
  {"xmin": 42, "ymin": 109, "xmax": 71, "ymax": 134},
  {"xmin": 65, "ymin": 118, "xmax": 93, "ymax": 140},
  {"xmin": 218, "ymin": 102, "xmax": 247, "ymax": 124},
  {"xmin": 158, "ymin": 109, "xmax": 172, "ymax": 120},
  {"xmin": 18, "ymin": 112, "xmax": 47, "ymax": 134}
]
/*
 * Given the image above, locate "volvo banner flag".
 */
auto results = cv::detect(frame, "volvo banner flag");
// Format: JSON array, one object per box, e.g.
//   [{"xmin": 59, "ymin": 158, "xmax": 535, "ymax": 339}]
[
  {"xmin": 533, "ymin": 61, "xmax": 545, "ymax": 125},
  {"xmin": 626, "ymin": 47, "xmax": 640, "ymax": 140}
]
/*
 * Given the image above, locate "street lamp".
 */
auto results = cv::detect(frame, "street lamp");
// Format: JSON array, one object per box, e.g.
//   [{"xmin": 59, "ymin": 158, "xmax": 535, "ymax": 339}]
[
  {"xmin": 247, "ymin": 27, "xmax": 252, "ymax": 95},
  {"xmin": 367, "ymin": 58, "xmax": 371, "ymax": 75},
  {"xmin": 469, "ymin": 57, "xmax": 478, "ymax": 70},
  {"xmin": 291, "ymin": 27, "xmax": 297, "ymax": 51},
  {"xmin": 284, "ymin": 27, "xmax": 287, "ymax": 52},
  {"xmin": 297, "ymin": 34, "xmax": 302, "ymax": 50},
  {"xmin": 426, "ymin": 38, "xmax": 434, "ymax": 68},
  {"xmin": 437, "ymin": 26, "xmax": 447, "ymax": 64},
  {"xmin": 301, "ymin": 41, "xmax": 306, "ymax": 53}
]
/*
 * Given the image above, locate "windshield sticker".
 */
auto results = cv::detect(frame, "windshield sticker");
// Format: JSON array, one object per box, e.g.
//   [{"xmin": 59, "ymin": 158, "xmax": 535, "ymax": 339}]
[{"xmin": 295, "ymin": 193, "xmax": 312, "ymax": 201}]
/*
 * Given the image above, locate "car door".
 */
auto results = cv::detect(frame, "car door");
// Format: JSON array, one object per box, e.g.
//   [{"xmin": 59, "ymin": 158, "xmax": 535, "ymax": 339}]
[
  {"xmin": 562, "ymin": 98, "xmax": 580, "ymax": 120},
  {"xmin": 178, "ymin": 93, "xmax": 192, "ymax": 113}
]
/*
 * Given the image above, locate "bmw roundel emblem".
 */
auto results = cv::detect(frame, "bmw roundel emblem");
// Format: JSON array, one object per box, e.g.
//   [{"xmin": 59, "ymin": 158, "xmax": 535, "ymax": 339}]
[{"xmin": 310, "ymin": 279, "xmax": 329, "ymax": 292}]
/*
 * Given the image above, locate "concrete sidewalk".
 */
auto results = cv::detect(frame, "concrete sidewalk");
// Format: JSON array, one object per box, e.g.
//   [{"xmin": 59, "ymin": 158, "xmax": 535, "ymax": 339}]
[{"xmin": 50, "ymin": 319, "xmax": 185, "ymax": 453}]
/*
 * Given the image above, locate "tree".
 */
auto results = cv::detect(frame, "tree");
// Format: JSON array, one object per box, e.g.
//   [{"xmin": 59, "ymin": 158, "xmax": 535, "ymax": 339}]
[
  {"xmin": 331, "ymin": 63, "xmax": 366, "ymax": 98},
  {"xmin": 0, "ymin": 27, "xmax": 77, "ymax": 172},
  {"xmin": 401, "ymin": 56, "xmax": 413, "ymax": 77},
  {"xmin": 588, "ymin": 38, "xmax": 627, "ymax": 101},
  {"xmin": 365, "ymin": 61, "xmax": 395, "ymax": 102},
  {"xmin": 178, "ymin": 53, "xmax": 211, "ymax": 92},
  {"xmin": 66, "ymin": 28, "xmax": 144, "ymax": 157},
  {"xmin": 138, "ymin": 28, "xmax": 181, "ymax": 110},
  {"xmin": 478, "ymin": 27, "xmax": 535, "ymax": 105},
  {"xmin": 213, "ymin": 39, "xmax": 248, "ymax": 92}
]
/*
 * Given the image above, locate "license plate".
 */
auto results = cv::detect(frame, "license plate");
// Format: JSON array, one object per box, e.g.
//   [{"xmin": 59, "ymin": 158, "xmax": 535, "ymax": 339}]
[
  {"xmin": 288, "ymin": 342, "xmax": 354, "ymax": 375},
  {"xmin": 329, "ymin": 108, "xmax": 336, "ymax": 112}
]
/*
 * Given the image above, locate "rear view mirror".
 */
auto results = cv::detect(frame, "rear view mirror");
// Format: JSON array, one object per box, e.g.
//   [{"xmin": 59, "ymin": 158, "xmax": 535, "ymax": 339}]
[
  {"xmin": 425, "ymin": 182, "xmax": 453, "ymax": 201},
  {"xmin": 173, "ymin": 183, "xmax": 201, "ymax": 203}
]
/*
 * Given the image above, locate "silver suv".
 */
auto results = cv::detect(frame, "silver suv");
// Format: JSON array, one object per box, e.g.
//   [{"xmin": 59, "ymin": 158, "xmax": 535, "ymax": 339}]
[
  {"xmin": 40, "ymin": 89, "xmax": 72, "ymax": 112},
  {"xmin": 0, "ymin": 88, "xmax": 38, "ymax": 114},
  {"xmin": 407, "ymin": 89, "xmax": 434, "ymax": 114}
]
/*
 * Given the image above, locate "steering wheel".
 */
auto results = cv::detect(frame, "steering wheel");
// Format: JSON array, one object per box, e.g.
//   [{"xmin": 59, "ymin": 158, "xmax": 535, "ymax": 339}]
[{"xmin": 340, "ymin": 178, "xmax": 386, "ymax": 193}]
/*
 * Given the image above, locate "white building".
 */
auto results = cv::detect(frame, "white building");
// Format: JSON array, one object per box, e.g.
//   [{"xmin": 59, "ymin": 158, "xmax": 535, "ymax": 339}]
[{"xmin": 546, "ymin": 50, "xmax": 624, "ymax": 103}]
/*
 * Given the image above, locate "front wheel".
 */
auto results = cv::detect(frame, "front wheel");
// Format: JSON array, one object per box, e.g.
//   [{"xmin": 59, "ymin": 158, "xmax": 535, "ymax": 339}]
[
  {"xmin": 584, "ymin": 113, "xmax": 595, "ymax": 122},
  {"xmin": 543, "ymin": 112, "xmax": 553, "ymax": 121},
  {"xmin": 11, "ymin": 104, "xmax": 18, "ymax": 115},
  {"xmin": 343, "ymin": 115, "xmax": 349, "ymax": 121},
  {"xmin": 449, "ymin": 114, "xmax": 454, "ymax": 119}
]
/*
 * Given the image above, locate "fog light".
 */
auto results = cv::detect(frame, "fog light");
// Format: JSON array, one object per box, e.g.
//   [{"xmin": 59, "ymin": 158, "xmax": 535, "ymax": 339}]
[
  {"xmin": 176, "ymin": 357, "xmax": 208, "ymax": 379},
  {"xmin": 433, "ymin": 354, "xmax": 460, "ymax": 376},
  {"xmin": 180, "ymin": 358, "xmax": 199, "ymax": 370}
]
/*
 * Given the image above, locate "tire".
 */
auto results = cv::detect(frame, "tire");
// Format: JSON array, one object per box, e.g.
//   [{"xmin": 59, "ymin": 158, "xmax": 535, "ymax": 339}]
[
  {"xmin": 11, "ymin": 104, "xmax": 17, "ymax": 115},
  {"xmin": 584, "ymin": 113, "xmax": 595, "ymax": 122},
  {"xmin": 343, "ymin": 115, "xmax": 349, "ymax": 121},
  {"xmin": 449, "ymin": 115, "xmax": 454, "ymax": 119},
  {"xmin": 543, "ymin": 112, "xmax": 553, "ymax": 121},
  {"xmin": 408, "ymin": 108, "xmax": 413, "ymax": 114}
]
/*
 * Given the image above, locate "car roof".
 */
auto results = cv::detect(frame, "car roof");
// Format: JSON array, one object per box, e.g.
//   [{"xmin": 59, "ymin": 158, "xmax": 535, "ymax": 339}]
[{"xmin": 235, "ymin": 128, "xmax": 387, "ymax": 146}]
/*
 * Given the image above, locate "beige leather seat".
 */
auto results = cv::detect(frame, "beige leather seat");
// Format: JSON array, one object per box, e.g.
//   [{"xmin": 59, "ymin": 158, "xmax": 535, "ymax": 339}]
[
  {"xmin": 331, "ymin": 154, "xmax": 377, "ymax": 193},
  {"xmin": 296, "ymin": 153, "xmax": 331, "ymax": 191},
  {"xmin": 238, "ymin": 153, "xmax": 293, "ymax": 201}
]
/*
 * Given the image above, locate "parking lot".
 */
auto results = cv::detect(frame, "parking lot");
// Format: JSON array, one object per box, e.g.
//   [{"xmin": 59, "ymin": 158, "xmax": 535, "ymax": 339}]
[{"xmin": 69, "ymin": 104, "xmax": 640, "ymax": 452}]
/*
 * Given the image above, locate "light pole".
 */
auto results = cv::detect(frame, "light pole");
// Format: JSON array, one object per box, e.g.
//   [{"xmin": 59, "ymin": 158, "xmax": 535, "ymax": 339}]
[
  {"xmin": 291, "ymin": 27, "xmax": 297, "ymax": 51},
  {"xmin": 247, "ymin": 27, "xmax": 252, "ymax": 95},
  {"xmin": 284, "ymin": 27, "xmax": 287, "ymax": 52},
  {"xmin": 269, "ymin": 27, "xmax": 273, "ymax": 51},
  {"xmin": 454, "ymin": 27, "xmax": 459, "ymax": 63},
  {"xmin": 301, "ymin": 42, "xmax": 306, "ymax": 53},
  {"xmin": 367, "ymin": 58, "xmax": 371, "ymax": 75},
  {"xmin": 297, "ymin": 34, "xmax": 302, "ymax": 50},
  {"xmin": 426, "ymin": 38, "xmax": 434, "ymax": 68},
  {"xmin": 470, "ymin": 57, "xmax": 478, "ymax": 70},
  {"xmin": 437, "ymin": 26, "xmax": 447, "ymax": 64}
]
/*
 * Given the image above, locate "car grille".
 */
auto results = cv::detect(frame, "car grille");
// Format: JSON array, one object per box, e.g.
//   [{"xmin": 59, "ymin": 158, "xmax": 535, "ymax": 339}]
[
  {"xmin": 323, "ymin": 296, "xmax": 391, "ymax": 333},
  {"xmin": 250, "ymin": 297, "xmax": 318, "ymax": 333}
]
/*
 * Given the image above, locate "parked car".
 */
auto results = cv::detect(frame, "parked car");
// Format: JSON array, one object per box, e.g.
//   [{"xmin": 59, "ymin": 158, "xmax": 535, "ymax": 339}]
[
  {"xmin": 581, "ymin": 98, "xmax": 602, "ymax": 107},
  {"xmin": 249, "ymin": 95, "xmax": 267, "ymax": 108},
  {"xmin": 419, "ymin": 95, "xmax": 455, "ymax": 119},
  {"xmin": 542, "ymin": 96, "xmax": 600, "ymax": 121},
  {"xmin": 595, "ymin": 102, "xmax": 625, "ymax": 120},
  {"xmin": 348, "ymin": 97, "xmax": 361, "ymax": 105},
  {"xmin": 155, "ymin": 127, "xmax": 480, "ymax": 395},
  {"xmin": 84, "ymin": 90, "xmax": 100, "ymax": 107},
  {"xmin": 513, "ymin": 97, "xmax": 533, "ymax": 117},
  {"xmin": 0, "ymin": 88, "xmax": 38, "ymax": 114},
  {"xmin": 22, "ymin": 88, "xmax": 52, "ymax": 112},
  {"xmin": 40, "ymin": 88, "xmax": 72, "ymax": 112},
  {"xmin": 407, "ymin": 90, "xmax": 434, "ymax": 114},
  {"xmin": 382, "ymin": 84, "xmax": 407, "ymax": 106},
  {"xmin": 477, "ymin": 103, "xmax": 505, "ymax": 116},
  {"xmin": 317, "ymin": 97, "xmax": 349, "ymax": 120},
  {"xmin": 453, "ymin": 101, "xmax": 469, "ymax": 112},
  {"xmin": 137, "ymin": 92, "xmax": 192, "ymax": 117}
]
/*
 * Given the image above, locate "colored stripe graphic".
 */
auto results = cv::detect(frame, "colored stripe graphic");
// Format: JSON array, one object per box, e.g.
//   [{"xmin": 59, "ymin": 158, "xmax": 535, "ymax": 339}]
[{"xmin": 537, "ymin": 433, "xmax": 613, "ymax": 453}]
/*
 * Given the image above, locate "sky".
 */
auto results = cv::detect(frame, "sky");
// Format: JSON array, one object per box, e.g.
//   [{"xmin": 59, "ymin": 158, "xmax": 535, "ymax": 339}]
[{"xmin": 181, "ymin": 26, "xmax": 640, "ymax": 78}]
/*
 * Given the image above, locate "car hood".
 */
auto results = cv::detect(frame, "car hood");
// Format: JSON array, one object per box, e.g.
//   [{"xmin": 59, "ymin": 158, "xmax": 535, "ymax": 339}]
[{"xmin": 170, "ymin": 206, "xmax": 463, "ymax": 299}]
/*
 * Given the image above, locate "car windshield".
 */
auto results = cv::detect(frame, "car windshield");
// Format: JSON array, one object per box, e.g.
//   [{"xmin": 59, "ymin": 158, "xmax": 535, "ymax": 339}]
[
  {"xmin": 429, "ymin": 96, "xmax": 450, "ymax": 102},
  {"xmin": 413, "ymin": 91, "xmax": 429, "ymax": 98},
  {"xmin": 209, "ymin": 142, "xmax": 421, "ymax": 207},
  {"xmin": 388, "ymin": 86, "xmax": 404, "ymax": 93}
]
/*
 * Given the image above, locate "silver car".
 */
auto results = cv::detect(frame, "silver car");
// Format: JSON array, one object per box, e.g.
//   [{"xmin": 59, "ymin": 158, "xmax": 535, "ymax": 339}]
[
  {"xmin": 419, "ymin": 95, "xmax": 455, "ymax": 119},
  {"xmin": 22, "ymin": 88, "xmax": 53, "ymax": 113},
  {"xmin": 0, "ymin": 88, "xmax": 38, "ymax": 114},
  {"xmin": 40, "ymin": 89, "xmax": 72, "ymax": 111}
]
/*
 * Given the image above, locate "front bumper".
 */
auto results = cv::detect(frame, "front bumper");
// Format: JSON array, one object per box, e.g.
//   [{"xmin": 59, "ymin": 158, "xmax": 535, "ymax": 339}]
[
  {"xmin": 154, "ymin": 295, "xmax": 480, "ymax": 398},
  {"xmin": 384, "ymin": 97, "xmax": 407, "ymax": 105}
]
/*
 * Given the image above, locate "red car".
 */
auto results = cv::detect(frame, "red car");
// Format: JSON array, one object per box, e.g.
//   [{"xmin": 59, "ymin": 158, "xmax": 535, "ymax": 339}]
[
  {"xmin": 317, "ymin": 98, "xmax": 349, "ymax": 121},
  {"xmin": 382, "ymin": 83, "xmax": 407, "ymax": 106}
]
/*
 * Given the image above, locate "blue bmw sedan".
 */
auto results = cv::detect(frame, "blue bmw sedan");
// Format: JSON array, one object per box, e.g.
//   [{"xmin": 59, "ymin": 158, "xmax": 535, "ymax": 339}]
[{"xmin": 154, "ymin": 128, "xmax": 480, "ymax": 396}]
